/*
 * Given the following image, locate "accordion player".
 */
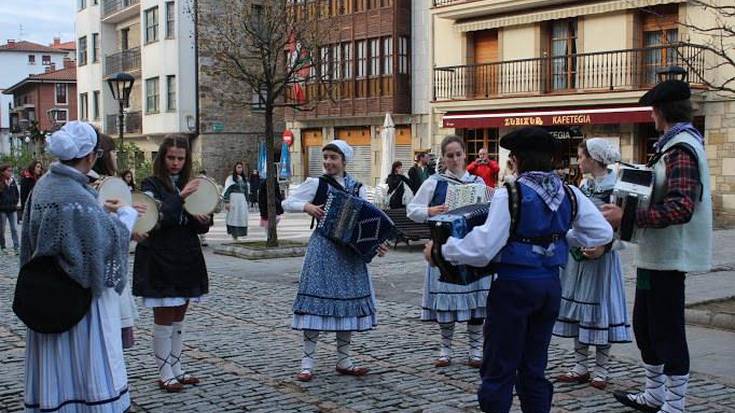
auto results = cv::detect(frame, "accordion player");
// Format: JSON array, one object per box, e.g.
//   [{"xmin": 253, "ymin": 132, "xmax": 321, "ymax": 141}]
[
  {"xmin": 428, "ymin": 203, "xmax": 495, "ymax": 285},
  {"xmin": 316, "ymin": 190, "xmax": 397, "ymax": 262},
  {"xmin": 613, "ymin": 166, "xmax": 655, "ymax": 242}
]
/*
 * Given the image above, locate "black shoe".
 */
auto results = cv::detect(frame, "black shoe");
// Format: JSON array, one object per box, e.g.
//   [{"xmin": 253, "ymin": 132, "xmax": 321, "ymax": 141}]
[{"xmin": 613, "ymin": 391, "xmax": 661, "ymax": 413}]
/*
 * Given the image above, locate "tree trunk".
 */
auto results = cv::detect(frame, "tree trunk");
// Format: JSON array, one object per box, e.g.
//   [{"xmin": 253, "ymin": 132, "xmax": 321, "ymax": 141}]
[{"xmin": 264, "ymin": 105, "xmax": 279, "ymax": 247}]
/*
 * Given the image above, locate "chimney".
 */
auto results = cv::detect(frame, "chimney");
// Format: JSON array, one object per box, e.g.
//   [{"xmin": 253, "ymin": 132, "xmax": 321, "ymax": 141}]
[
  {"xmin": 63, "ymin": 58, "xmax": 75, "ymax": 69},
  {"xmin": 53, "ymin": 37, "xmax": 60, "ymax": 47},
  {"xmin": 7, "ymin": 39, "xmax": 15, "ymax": 44}
]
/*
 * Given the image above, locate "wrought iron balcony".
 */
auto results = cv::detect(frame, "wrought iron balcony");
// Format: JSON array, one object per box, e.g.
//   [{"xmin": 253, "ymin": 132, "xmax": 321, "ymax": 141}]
[
  {"xmin": 106, "ymin": 111, "xmax": 142, "ymax": 135},
  {"xmin": 102, "ymin": 0, "xmax": 140, "ymax": 19},
  {"xmin": 104, "ymin": 47, "xmax": 141, "ymax": 77},
  {"xmin": 433, "ymin": 43, "xmax": 707, "ymax": 102}
]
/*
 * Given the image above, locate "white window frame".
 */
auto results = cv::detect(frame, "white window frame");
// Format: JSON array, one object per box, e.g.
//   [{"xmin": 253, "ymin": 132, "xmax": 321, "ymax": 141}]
[{"xmin": 55, "ymin": 84, "xmax": 68, "ymax": 105}]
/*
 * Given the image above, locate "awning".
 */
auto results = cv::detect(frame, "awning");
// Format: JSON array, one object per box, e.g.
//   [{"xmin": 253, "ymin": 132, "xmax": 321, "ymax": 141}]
[{"xmin": 442, "ymin": 106, "xmax": 653, "ymax": 129}]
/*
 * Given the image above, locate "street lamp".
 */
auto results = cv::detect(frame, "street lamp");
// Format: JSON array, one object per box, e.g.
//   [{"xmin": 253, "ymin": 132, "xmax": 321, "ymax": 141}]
[
  {"xmin": 656, "ymin": 65, "xmax": 688, "ymax": 83},
  {"xmin": 106, "ymin": 72, "xmax": 135, "ymax": 148}
]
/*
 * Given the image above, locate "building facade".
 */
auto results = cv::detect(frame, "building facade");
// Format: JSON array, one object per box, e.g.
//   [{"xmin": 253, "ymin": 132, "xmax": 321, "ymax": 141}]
[
  {"xmin": 284, "ymin": 0, "xmax": 430, "ymax": 187},
  {"xmin": 430, "ymin": 0, "xmax": 735, "ymax": 225},
  {"xmin": 0, "ymin": 40, "xmax": 70, "ymax": 154}
]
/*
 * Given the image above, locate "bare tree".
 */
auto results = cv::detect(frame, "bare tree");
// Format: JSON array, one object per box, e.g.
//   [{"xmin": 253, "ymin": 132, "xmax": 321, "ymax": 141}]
[{"xmin": 195, "ymin": 0, "xmax": 334, "ymax": 247}]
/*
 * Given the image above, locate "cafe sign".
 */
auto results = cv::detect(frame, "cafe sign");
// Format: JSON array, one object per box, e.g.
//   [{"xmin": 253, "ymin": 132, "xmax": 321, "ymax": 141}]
[{"xmin": 444, "ymin": 106, "xmax": 652, "ymax": 129}]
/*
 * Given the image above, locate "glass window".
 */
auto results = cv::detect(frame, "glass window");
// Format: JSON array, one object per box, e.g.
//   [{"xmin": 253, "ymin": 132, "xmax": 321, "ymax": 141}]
[
  {"xmin": 78, "ymin": 0, "xmax": 86, "ymax": 10},
  {"xmin": 42, "ymin": 55, "xmax": 51, "ymax": 65},
  {"xmin": 341, "ymin": 43, "xmax": 352, "ymax": 79},
  {"xmin": 166, "ymin": 2, "xmax": 175, "ymax": 39},
  {"xmin": 643, "ymin": 29, "xmax": 678, "ymax": 85},
  {"xmin": 80, "ymin": 93, "xmax": 89, "ymax": 121},
  {"xmin": 78, "ymin": 36, "xmax": 87, "ymax": 65},
  {"xmin": 145, "ymin": 7, "xmax": 159, "ymax": 44},
  {"xmin": 550, "ymin": 19, "xmax": 578, "ymax": 90},
  {"xmin": 398, "ymin": 36, "xmax": 409, "ymax": 74},
  {"xmin": 28, "ymin": 55, "xmax": 35, "ymax": 65},
  {"xmin": 332, "ymin": 44, "xmax": 341, "ymax": 80},
  {"xmin": 93, "ymin": 91, "xmax": 100, "ymax": 120},
  {"xmin": 55, "ymin": 84, "xmax": 68, "ymax": 104},
  {"xmin": 146, "ymin": 77, "xmax": 160, "ymax": 113},
  {"xmin": 167, "ymin": 75, "xmax": 176, "ymax": 111},
  {"xmin": 92, "ymin": 33, "xmax": 99, "ymax": 62},
  {"xmin": 356, "ymin": 40, "xmax": 367, "ymax": 78},
  {"xmin": 382, "ymin": 37, "xmax": 392, "ymax": 75},
  {"xmin": 369, "ymin": 38, "xmax": 380, "ymax": 76}
]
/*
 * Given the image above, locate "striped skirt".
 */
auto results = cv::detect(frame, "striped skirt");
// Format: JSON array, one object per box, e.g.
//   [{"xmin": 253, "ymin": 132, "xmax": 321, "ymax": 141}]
[
  {"xmin": 24, "ymin": 288, "xmax": 130, "ymax": 413},
  {"xmin": 421, "ymin": 265, "xmax": 490, "ymax": 323}
]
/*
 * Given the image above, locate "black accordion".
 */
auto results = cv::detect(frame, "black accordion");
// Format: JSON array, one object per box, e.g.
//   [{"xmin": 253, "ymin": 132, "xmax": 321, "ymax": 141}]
[{"xmin": 428, "ymin": 203, "xmax": 495, "ymax": 285}]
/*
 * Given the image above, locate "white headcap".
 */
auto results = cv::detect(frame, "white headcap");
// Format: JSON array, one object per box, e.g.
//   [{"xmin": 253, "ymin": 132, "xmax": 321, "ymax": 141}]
[
  {"xmin": 324, "ymin": 139, "xmax": 354, "ymax": 163},
  {"xmin": 46, "ymin": 121, "xmax": 98, "ymax": 161},
  {"xmin": 585, "ymin": 138, "xmax": 621, "ymax": 165}
]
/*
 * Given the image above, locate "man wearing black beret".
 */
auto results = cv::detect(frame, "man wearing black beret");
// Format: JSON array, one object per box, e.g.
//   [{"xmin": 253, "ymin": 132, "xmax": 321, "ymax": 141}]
[
  {"xmin": 425, "ymin": 127, "xmax": 612, "ymax": 412},
  {"xmin": 603, "ymin": 80, "xmax": 712, "ymax": 413}
]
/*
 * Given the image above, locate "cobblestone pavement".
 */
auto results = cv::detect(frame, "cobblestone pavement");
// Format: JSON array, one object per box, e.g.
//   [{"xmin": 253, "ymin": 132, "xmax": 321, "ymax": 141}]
[{"xmin": 2, "ymin": 235, "xmax": 735, "ymax": 412}]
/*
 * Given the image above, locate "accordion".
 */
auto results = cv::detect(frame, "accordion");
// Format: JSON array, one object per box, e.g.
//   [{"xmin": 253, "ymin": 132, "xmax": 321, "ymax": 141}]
[
  {"xmin": 317, "ymin": 190, "xmax": 397, "ymax": 262},
  {"xmin": 429, "ymin": 203, "xmax": 494, "ymax": 285},
  {"xmin": 613, "ymin": 166, "xmax": 655, "ymax": 242},
  {"xmin": 445, "ymin": 183, "xmax": 492, "ymax": 210}
]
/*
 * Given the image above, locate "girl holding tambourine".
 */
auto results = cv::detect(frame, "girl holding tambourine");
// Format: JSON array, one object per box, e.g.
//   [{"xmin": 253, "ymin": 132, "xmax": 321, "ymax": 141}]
[{"xmin": 132, "ymin": 135, "xmax": 211, "ymax": 392}]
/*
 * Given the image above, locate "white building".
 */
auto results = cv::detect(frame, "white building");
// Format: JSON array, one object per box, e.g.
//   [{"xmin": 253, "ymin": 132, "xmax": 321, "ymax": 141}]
[
  {"xmin": 75, "ymin": 0, "xmax": 196, "ymax": 158},
  {"xmin": 0, "ymin": 40, "xmax": 69, "ymax": 154}
]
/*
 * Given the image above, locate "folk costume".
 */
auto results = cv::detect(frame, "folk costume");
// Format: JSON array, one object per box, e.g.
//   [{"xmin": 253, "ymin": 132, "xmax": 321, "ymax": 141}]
[
  {"xmin": 614, "ymin": 80, "xmax": 712, "ymax": 413},
  {"xmin": 21, "ymin": 122, "xmax": 138, "ymax": 413},
  {"xmin": 223, "ymin": 174, "xmax": 249, "ymax": 239},
  {"xmin": 133, "ymin": 174, "xmax": 210, "ymax": 389},
  {"xmin": 282, "ymin": 140, "xmax": 376, "ymax": 380},
  {"xmin": 407, "ymin": 171, "xmax": 490, "ymax": 367},
  {"xmin": 553, "ymin": 139, "xmax": 631, "ymax": 388},
  {"xmin": 440, "ymin": 128, "xmax": 613, "ymax": 413}
]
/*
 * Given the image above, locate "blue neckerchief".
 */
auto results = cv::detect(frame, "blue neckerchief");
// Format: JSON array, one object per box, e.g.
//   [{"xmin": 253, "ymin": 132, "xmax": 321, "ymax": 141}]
[
  {"xmin": 518, "ymin": 171, "xmax": 565, "ymax": 211},
  {"xmin": 654, "ymin": 122, "xmax": 704, "ymax": 153}
]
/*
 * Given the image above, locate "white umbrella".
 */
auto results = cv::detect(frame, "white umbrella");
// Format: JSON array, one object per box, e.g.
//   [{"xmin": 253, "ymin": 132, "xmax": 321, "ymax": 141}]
[{"xmin": 379, "ymin": 113, "xmax": 395, "ymax": 186}]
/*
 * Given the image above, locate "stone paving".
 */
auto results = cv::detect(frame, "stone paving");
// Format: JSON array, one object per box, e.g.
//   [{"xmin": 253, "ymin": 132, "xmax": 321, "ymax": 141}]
[{"xmin": 2, "ymin": 248, "xmax": 735, "ymax": 413}]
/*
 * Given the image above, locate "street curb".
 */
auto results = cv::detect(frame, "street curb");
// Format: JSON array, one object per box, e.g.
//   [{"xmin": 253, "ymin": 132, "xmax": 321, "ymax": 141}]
[
  {"xmin": 685, "ymin": 296, "xmax": 735, "ymax": 331},
  {"xmin": 213, "ymin": 244, "xmax": 307, "ymax": 260}
]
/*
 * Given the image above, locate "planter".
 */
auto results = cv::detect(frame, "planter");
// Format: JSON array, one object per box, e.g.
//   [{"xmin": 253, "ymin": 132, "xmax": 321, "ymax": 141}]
[{"xmin": 213, "ymin": 240, "xmax": 307, "ymax": 260}]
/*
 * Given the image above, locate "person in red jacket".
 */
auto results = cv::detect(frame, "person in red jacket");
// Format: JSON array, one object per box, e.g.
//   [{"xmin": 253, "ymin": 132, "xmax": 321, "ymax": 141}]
[{"xmin": 467, "ymin": 148, "xmax": 500, "ymax": 187}]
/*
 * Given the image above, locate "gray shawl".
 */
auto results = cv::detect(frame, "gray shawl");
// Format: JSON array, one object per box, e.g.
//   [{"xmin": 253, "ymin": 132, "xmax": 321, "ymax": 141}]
[{"xmin": 20, "ymin": 163, "xmax": 131, "ymax": 295}]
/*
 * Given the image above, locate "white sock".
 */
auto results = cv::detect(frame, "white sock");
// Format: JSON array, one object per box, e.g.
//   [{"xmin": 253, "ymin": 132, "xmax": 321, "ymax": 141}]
[
  {"xmin": 153, "ymin": 324, "xmax": 176, "ymax": 382},
  {"xmin": 626, "ymin": 363, "xmax": 665, "ymax": 408},
  {"xmin": 661, "ymin": 374, "xmax": 689, "ymax": 413},
  {"xmin": 467, "ymin": 323, "xmax": 483, "ymax": 359},
  {"xmin": 572, "ymin": 338, "xmax": 589, "ymax": 375},
  {"xmin": 301, "ymin": 330, "xmax": 319, "ymax": 371},
  {"xmin": 170, "ymin": 321, "xmax": 185, "ymax": 379},
  {"xmin": 594, "ymin": 345, "xmax": 610, "ymax": 381},
  {"xmin": 336, "ymin": 331, "xmax": 353, "ymax": 369},
  {"xmin": 439, "ymin": 323, "xmax": 455, "ymax": 358}
]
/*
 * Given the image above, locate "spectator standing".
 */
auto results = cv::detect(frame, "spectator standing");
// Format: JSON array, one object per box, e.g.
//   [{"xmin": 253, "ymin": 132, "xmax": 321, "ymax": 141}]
[
  {"xmin": 467, "ymin": 148, "xmax": 500, "ymax": 187},
  {"xmin": 121, "ymin": 169, "xmax": 136, "ymax": 191},
  {"xmin": 249, "ymin": 170, "xmax": 261, "ymax": 209},
  {"xmin": 0, "ymin": 164, "xmax": 20, "ymax": 254},
  {"xmin": 19, "ymin": 161, "xmax": 43, "ymax": 221},
  {"xmin": 386, "ymin": 161, "xmax": 413, "ymax": 209},
  {"xmin": 408, "ymin": 152, "xmax": 435, "ymax": 193},
  {"xmin": 258, "ymin": 178, "xmax": 283, "ymax": 228},
  {"xmin": 223, "ymin": 162, "xmax": 250, "ymax": 241}
]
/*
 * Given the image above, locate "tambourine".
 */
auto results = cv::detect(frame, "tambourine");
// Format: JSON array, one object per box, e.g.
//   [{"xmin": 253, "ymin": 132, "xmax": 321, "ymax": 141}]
[
  {"xmin": 183, "ymin": 176, "xmax": 222, "ymax": 215},
  {"xmin": 96, "ymin": 176, "xmax": 132, "ymax": 207},
  {"xmin": 131, "ymin": 191, "xmax": 159, "ymax": 234}
]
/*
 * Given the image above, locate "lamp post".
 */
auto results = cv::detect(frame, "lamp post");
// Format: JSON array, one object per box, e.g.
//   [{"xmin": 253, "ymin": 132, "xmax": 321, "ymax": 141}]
[
  {"xmin": 656, "ymin": 65, "xmax": 688, "ymax": 83},
  {"xmin": 106, "ymin": 72, "xmax": 135, "ymax": 148}
]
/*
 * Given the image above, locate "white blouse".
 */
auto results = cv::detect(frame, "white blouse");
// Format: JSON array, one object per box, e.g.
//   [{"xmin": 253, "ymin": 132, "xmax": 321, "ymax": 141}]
[
  {"xmin": 282, "ymin": 176, "xmax": 369, "ymax": 213},
  {"xmin": 406, "ymin": 171, "xmax": 480, "ymax": 224},
  {"xmin": 441, "ymin": 185, "xmax": 614, "ymax": 268}
]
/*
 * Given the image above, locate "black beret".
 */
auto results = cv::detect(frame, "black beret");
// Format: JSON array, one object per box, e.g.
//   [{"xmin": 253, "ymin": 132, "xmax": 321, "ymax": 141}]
[
  {"xmin": 639, "ymin": 79, "xmax": 691, "ymax": 106},
  {"xmin": 500, "ymin": 127, "xmax": 560, "ymax": 153}
]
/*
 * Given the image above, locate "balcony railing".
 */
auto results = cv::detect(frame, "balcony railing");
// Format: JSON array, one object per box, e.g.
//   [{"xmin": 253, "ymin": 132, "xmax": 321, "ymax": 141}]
[
  {"xmin": 433, "ymin": 0, "xmax": 474, "ymax": 7},
  {"xmin": 434, "ymin": 44, "xmax": 707, "ymax": 101},
  {"xmin": 104, "ymin": 47, "xmax": 141, "ymax": 77},
  {"xmin": 102, "ymin": 0, "xmax": 140, "ymax": 19},
  {"xmin": 106, "ymin": 111, "xmax": 142, "ymax": 135}
]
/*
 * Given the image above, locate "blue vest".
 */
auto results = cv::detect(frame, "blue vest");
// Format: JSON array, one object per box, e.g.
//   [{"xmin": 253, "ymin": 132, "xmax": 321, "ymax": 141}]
[
  {"xmin": 429, "ymin": 180, "xmax": 449, "ymax": 207},
  {"xmin": 494, "ymin": 183, "xmax": 574, "ymax": 279}
]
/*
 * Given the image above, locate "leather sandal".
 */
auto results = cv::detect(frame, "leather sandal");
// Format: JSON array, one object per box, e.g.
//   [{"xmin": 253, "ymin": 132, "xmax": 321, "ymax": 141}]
[
  {"xmin": 157, "ymin": 379, "xmax": 184, "ymax": 393},
  {"xmin": 176, "ymin": 374, "xmax": 200, "ymax": 385},
  {"xmin": 556, "ymin": 371, "xmax": 590, "ymax": 384},
  {"xmin": 335, "ymin": 365, "xmax": 369, "ymax": 376},
  {"xmin": 295, "ymin": 370, "xmax": 313, "ymax": 382},
  {"xmin": 590, "ymin": 377, "xmax": 607, "ymax": 390},
  {"xmin": 434, "ymin": 356, "xmax": 451, "ymax": 368},
  {"xmin": 467, "ymin": 356, "xmax": 482, "ymax": 368}
]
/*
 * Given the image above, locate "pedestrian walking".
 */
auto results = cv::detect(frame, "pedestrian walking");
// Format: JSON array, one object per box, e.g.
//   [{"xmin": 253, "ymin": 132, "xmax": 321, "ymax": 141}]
[
  {"xmin": 19, "ymin": 160, "xmax": 43, "ymax": 221},
  {"xmin": 258, "ymin": 178, "xmax": 283, "ymax": 228},
  {"xmin": 0, "ymin": 164, "xmax": 20, "ymax": 254},
  {"xmin": 407, "ymin": 136, "xmax": 490, "ymax": 369},
  {"xmin": 605, "ymin": 79, "xmax": 713, "ymax": 413},
  {"xmin": 553, "ymin": 138, "xmax": 632, "ymax": 390},
  {"xmin": 386, "ymin": 161, "xmax": 413, "ymax": 209},
  {"xmin": 132, "ymin": 135, "xmax": 211, "ymax": 393},
  {"xmin": 467, "ymin": 147, "xmax": 500, "ymax": 187},
  {"xmin": 408, "ymin": 152, "xmax": 435, "ymax": 193},
  {"xmin": 282, "ymin": 139, "xmax": 389, "ymax": 382},
  {"xmin": 20, "ymin": 121, "xmax": 139, "ymax": 413},
  {"xmin": 120, "ymin": 169, "xmax": 136, "ymax": 191},
  {"xmin": 223, "ymin": 162, "xmax": 249, "ymax": 240},
  {"xmin": 249, "ymin": 170, "xmax": 261, "ymax": 209}
]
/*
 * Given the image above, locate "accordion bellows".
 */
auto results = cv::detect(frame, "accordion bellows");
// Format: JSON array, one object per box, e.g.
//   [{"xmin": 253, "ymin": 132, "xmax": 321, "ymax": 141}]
[
  {"xmin": 429, "ymin": 203, "xmax": 494, "ymax": 285},
  {"xmin": 317, "ymin": 190, "xmax": 397, "ymax": 263}
]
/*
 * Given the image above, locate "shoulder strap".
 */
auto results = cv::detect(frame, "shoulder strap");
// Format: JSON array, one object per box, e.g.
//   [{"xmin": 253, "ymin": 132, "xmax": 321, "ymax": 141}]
[
  {"xmin": 504, "ymin": 181, "xmax": 521, "ymax": 235},
  {"xmin": 562, "ymin": 184, "xmax": 578, "ymax": 225}
]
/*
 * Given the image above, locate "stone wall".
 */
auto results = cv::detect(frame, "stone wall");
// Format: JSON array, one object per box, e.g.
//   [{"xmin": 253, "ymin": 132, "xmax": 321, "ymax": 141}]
[{"xmin": 704, "ymin": 100, "xmax": 735, "ymax": 226}]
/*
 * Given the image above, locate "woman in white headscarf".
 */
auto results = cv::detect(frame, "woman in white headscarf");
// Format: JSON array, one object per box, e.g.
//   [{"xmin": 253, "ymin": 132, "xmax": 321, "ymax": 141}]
[
  {"xmin": 553, "ymin": 138, "xmax": 632, "ymax": 390},
  {"xmin": 20, "ymin": 121, "xmax": 140, "ymax": 413},
  {"xmin": 282, "ymin": 139, "xmax": 389, "ymax": 382}
]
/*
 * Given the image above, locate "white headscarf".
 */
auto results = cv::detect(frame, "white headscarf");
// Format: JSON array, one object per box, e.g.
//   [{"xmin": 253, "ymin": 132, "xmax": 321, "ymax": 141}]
[
  {"xmin": 585, "ymin": 138, "xmax": 621, "ymax": 166},
  {"xmin": 324, "ymin": 139, "xmax": 354, "ymax": 163},
  {"xmin": 46, "ymin": 121, "xmax": 98, "ymax": 161}
]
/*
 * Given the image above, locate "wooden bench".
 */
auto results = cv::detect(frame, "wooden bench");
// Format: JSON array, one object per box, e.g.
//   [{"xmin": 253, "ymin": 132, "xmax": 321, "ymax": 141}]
[{"xmin": 384, "ymin": 208, "xmax": 431, "ymax": 247}]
